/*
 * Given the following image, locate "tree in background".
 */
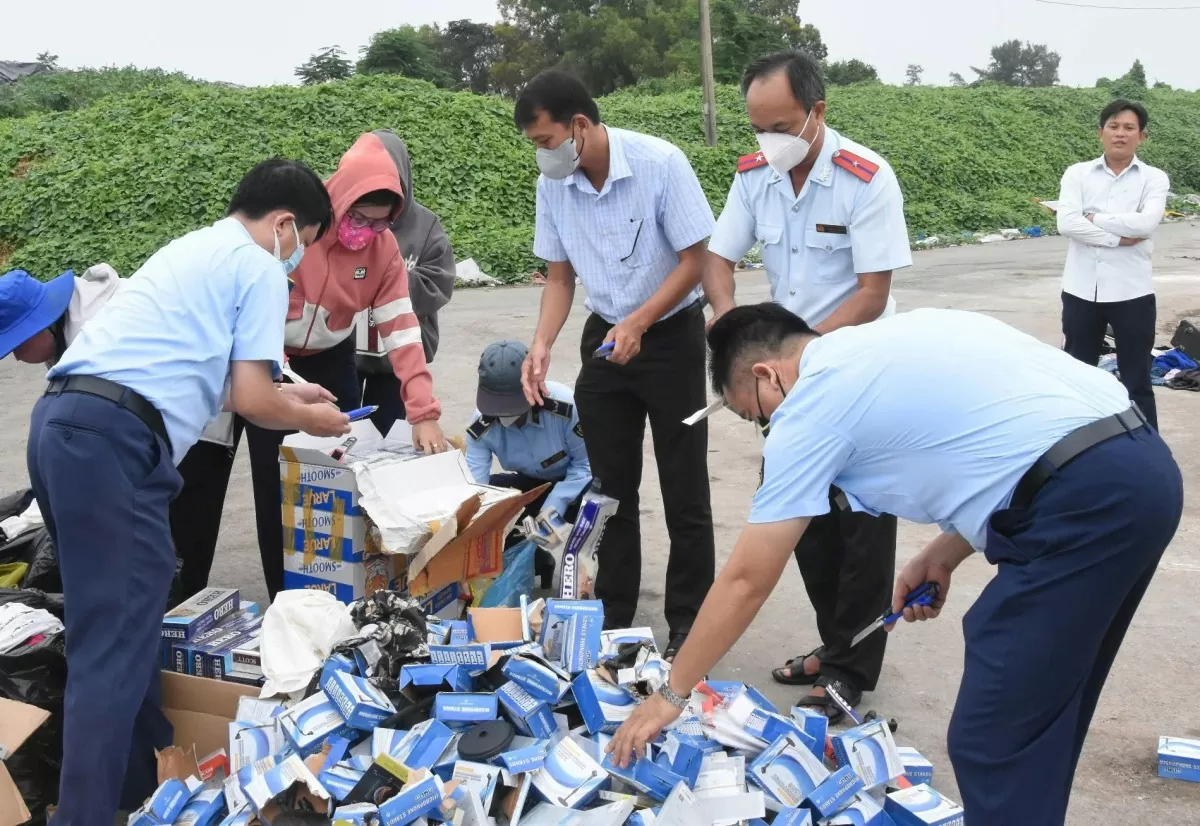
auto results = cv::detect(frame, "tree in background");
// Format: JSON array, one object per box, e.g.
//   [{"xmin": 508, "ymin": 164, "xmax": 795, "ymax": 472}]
[
  {"xmin": 826, "ymin": 59, "xmax": 878, "ymax": 86},
  {"xmin": 1100, "ymin": 59, "xmax": 1148, "ymax": 100},
  {"xmin": 424, "ymin": 20, "xmax": 501, "ymax": 94},
  {"xmin": 949, "ymin": 72, "xmax": 967, "ymax": 87},
  {"xmin": 35, "ymin": 52, "xmax": 60, "ymax": 71},
  {"xmin": 358, "ymin": 27, "xmax": 452, "ymax": 87},
  {"xmin": 905, "ymin": 64, "xmax": 923, "ymax": 86},
  {"xmin": 295, "ymin": 47, "xmax": 354, "ymax": 85},
  {"xmin": 971, "ymin": 40, "xmax": 1060, "ymax": 87}
]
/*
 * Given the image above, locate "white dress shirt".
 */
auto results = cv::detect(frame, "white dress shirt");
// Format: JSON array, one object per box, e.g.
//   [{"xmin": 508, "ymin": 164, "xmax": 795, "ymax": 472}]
[{"xmin": 1056, "ymin": 155, "xmax": 1170, "ymax": 302}]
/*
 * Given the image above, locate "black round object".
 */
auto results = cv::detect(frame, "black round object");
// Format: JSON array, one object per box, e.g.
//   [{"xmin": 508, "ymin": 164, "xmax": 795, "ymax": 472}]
[{"xmin": 458, "ymin": 720, "xmax": 516, "ymax": 761}]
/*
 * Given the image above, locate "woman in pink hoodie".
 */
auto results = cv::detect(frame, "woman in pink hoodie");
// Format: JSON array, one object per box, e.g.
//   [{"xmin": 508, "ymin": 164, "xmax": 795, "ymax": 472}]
[{"xmin": 245, "ymin": 132, "xmax": 447, "ymax": 598}]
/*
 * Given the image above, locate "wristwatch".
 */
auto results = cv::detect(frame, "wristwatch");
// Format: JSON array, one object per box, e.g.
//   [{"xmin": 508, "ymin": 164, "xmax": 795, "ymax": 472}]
[{"xmin": 657, "ymin": 681, "xmax": 690, "ymax": 711}]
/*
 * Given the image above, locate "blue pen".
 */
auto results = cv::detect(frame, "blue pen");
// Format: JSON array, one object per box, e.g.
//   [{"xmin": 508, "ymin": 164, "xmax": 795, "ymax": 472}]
[
  {"xmin": 593, "ymin": 342, "xmax": 615, "ymax": 358},
  {"xmin": 345, "ymin": 405, "xmax": 379, "ymax": 422},
  {"xmin": 851, "ymin": 582, "xmax": 939, "ymax": 647}
]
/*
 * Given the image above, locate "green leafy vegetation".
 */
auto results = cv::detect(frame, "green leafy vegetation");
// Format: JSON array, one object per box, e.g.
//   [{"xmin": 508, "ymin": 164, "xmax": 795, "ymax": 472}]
[
  {"xmin": 1, "ymin": 75, "xmax": 1198, "ymax": 283},
  {"xmin": 0, "ymin": 67, "xmax": 201, "ymax": 119}
]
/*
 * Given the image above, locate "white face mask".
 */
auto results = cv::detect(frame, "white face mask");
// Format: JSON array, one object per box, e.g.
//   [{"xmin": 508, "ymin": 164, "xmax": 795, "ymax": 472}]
[
  {"xmin": 536, "ymin": 129, "xmax": 582, "ymax": 180},
  {"xmin": 755, "ymin": 108, "xmax": 816, "ymax": 177},
  {"xmin": 273, "ymin": 221, "xmax": 305, "ymax": 275}
]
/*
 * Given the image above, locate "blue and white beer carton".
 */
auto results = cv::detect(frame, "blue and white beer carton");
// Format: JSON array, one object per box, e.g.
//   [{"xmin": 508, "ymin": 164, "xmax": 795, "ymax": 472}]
[
  {"xmin": 831, "ymin": 721, "xmax": 904, "ymax": 790},
  {"xmin": 128, "ymin": 776, "xmax": 203, "ymax": 826},
  {"xmin": 278, "ymin": 691, "xmax": 359, "ymax": 757},
  {"xmin": 788, "ymin": 707, "xmax": 829, "ymax": 759},
  {"xmin": 322, "ymin": 670, "xmax": 397, "ymax": 731},
  {"xmin": 883, "ymin": 785, "xmax": 965, "ymax": 826},
  {"xmin": 434, "ymin": 692, "xmax": 499, "ymax": 726},
  {"xmin": 378, "ymin": 773, "xmax": 444, "ymax": 826},
  {"xmin": 802, "ymin": 765, "xmax": 864, "ymax": 820},
  {"xmin": 503, "ymin": 653, "xmax": 572, "ymax": 704},
  {"xmin": 497, "ymin": 681, "xmax": 557, "ymax": 739},
  {"xmin": 174, "ymin": 788, "xmax": 226, "ymax": 826},
  {"xmin": 1158, "ymin": 736, "xmax": 1200, "ymax": 782},
  {"xmin": 531, "ymin": 735, "xmax": 608, "ymax": 809},
  {"xmin": 895, "ymin": 747, "xmax": 934, "ymax": 787},
  {"xmin": 748, "ymin": 733, "xmax": 831, "ymax": 807},
  {"xmin": 540, "ymin": 600, "xmax": 604, "ymax": 673},
  {"xmin": 571, "ymin": 670, "xmax": 637, "ymax": 735}
]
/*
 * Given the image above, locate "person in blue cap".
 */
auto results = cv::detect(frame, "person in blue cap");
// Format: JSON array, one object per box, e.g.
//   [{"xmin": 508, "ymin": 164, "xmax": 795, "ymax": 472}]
[
  {"xmin": 20, "ymin": 158, "xmax": 352, "ymax": 826},
  {"xmin": 1, "ymin": 264, "xmax": 243, "ymax": 603},
  {"xmin": 466, "ymin": 340, "xmax": 592, "ymax": 586}
]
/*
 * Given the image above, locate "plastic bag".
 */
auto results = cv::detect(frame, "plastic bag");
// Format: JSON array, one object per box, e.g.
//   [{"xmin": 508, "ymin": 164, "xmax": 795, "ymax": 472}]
[
  {"xmin": 477, "ymin": 540, "xmax": 536, "ymax": 609},
  {"xmin": 0, "ymin": 488, "xmax": 34, "ymax": 522},
  {"xmin": 334, "ymin": 591, "xmax": 430, "ymax": 692},
  {"xmin": 19, "ymin": 530, "xmax": 59, "ymax": 592},
  {"xmin": 0, "ymin": 588, "xmax": 64, "ymax": 619},
  {"xmin": 260, "ymin": 590, "xmax": 358, "ymax": 698},
  {"xmin": 0, "ymin": 632, "xmax": 66, "ymax": 826}
]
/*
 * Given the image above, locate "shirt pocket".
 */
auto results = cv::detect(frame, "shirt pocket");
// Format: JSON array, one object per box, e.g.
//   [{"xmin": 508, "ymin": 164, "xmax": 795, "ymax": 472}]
[
  {"xmin": 754, "ymin": 221, "xmax": 787, "ymax": 275},
  {"xmin": 804, "ymin": 227, "xmax": 854, "ymax": 284},
  {"xmin": 605, "ymin": 217, "xmax": 654, "ymax": 271}
]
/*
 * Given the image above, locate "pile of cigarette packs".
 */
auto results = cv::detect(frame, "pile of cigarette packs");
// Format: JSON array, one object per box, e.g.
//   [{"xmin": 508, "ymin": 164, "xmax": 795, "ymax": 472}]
[
  {"xmin": 161, "ymin": 588, "xmax": 264, "ymax": 686},
  {"xmin": 133, "ymin": 594, "xmax": 965, "ymax": 826}
]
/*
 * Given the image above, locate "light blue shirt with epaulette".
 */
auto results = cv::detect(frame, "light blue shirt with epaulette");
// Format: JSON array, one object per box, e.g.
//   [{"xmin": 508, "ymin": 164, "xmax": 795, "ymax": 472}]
[
  {"xmin": 465, "ymin": 380, "xmax": 592, "ymax": 518},
  {"xmin": 709, "ymin": 127, "xmax": 912, "ymax": 327}
]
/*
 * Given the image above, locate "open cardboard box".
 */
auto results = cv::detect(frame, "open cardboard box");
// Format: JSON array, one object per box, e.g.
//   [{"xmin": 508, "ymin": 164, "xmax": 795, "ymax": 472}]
[
  {"xmin": 0, "ymin": 698, "xmax": 50, "ymax": 826},
  {"xmin": 161, "ymin": 671, "xmax": 258, "ymax": 765}
]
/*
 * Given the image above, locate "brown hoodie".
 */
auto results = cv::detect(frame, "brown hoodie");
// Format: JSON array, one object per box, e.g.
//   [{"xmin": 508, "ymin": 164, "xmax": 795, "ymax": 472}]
[{"xmin": 284, "ymin": 132, "xmax": 440, "ymax": 423}]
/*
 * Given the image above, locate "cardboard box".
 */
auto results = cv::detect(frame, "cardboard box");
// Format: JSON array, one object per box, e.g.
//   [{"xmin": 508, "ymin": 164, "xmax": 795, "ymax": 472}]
[
  {"xmin": 772, "ymin": 808, "xmax": 812, "ymax": 826},
  {"xmin": 278, "ymin": 691, "xmax": 360, "ymax": 757},
  {"xmin": 1158, "ymin": 736, "xmax": 1200, "ymax": 782},
  {"xmin": 883, "ymin": 785, "xmax": 965, "ymax": 826},
  {"xmin": 322, "ymin": 670, "xmax": 398, "ymax": 731},
  {"xmin": 434, "ymin": 692, "xmax": 499, "ymax": 726},
  {"xmin": 400, "ymin": 663, "xmax": 475, "ymax": 694},
  {"xmin": 163, "ymin": 672, "xmax": 259, "ymax": 764},
  {"xmin": 175, "ymin": 788, "xmax": 227, "ymax": 826},
  {"xmin": 658, "ymin": 731, "xmax": 705, "ymax": 787},
  {"xmin": 128, "ymin": 776, "xmax": 203, "ymax": 826},
  {"xmin": 598, "ymin": 628, "xmax": 657, "ymax": 662},
  {"xmin": 748, "ymin": 733, "xmax": 831, "ymax": 807},
  {"xmin": 496, "ymin": 737, "xmax": 551, "ymax": 776},
  {"xmin": 343, "ymin": 753, "xmax": 410, "ymax": 806},
  {"xmin": 390, "ymin": 720, "xmax": 457, "ymax": 770},
  {"xmin": 496, "ymin": 681, "xmax": 557, "ymax": 739},
  {"xmin": 831, "ymin": 721, "xmax": 904, "ymax": 790},
  {"xmin": 378, "ymin": 773, "xmax": 444, "ymax": 826},
  {"xmin": 167, "ymin": 606, "xmax": 261, "ymax": 673},
  {"xmin": 825, "ymin": 792, "xmax": 892, "ymax": 826},
  {"xmin": 163, "ymin": 589, "xmax": 240, "ymax": 644},
  {"xmin": 229, "ymin": 720, "xmax": 283, "ymax": 773},
  {"xmin": 788, "ymin": 708, "xmax": 829, "ymax": 760},
  {"xmin": 802, "ymin": 765, "xmax": 864, "ymax": 820},
  {"xmin": 530, "ymin": 736, "xmax": 607, "ymax": 809},
  {"xmin": 503, "ymin": 654, "xmax": 572, "ymax": 704},
  {"xmin": 0, "ymin": 698, "xmax": 51, "ymax": 825},
  {"xmin": 572, "ymin": 671, "xmax": 638, "ymax": 735},
  {"xmin": 332, "ymin": 802, "xmax": 381, "ymax": 824},
  {"xmin": 895, "ymin": 747, "xmax": 934, "ymax": 787},
  {"xmin": 541, "ymin": 600, "xmax": 603, "ymax": 673},
  {"xmin": 243, "ymin": 753, "xmax": 330, "ymax": 813}
]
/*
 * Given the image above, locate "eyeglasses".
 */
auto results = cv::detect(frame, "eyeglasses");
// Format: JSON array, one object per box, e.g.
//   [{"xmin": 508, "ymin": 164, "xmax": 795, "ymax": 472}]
[{"xmin": 346, "ymin": 211, "xmax": 392, "ymax": 233}]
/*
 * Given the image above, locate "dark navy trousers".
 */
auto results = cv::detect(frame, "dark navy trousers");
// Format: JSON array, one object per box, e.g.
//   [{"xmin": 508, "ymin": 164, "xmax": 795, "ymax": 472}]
[
  {"xmin": 947, "ymin": 425, "xmax": 1182, "ymax": 825},
  {"xmin": 27, "ymin": 390, "xmax": 181, "ymax": 825}
]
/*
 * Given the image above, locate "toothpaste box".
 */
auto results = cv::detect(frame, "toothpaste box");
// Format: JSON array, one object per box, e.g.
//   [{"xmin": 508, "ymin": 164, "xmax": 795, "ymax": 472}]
[
  {"xmin": 802, "ymin": 765, "xmax": 864, "ymax": 820},
  {"xmin": 391, "ymin": 719, "xmax": 457, "ymax": 770},
  {"xmin": 531, "ymin": 735, "xmax": 608, "ymax": 809},
  {"xmin": 503, "ymin": 654, "xmax": 573, "ymax": 704},
  {"xmin": 831, "ymin": 721, "xmax": 904, "ymax": 790},
  {"xmin": 277, "ymin": 691, "xmax": 359, "ymax": 757},
  {"xmin": 883, "ymin": 785, "xmax": 965, "ymax": 826},
  {"xmin": 895, "ymin": 747, "xmax": 934, "ymax": 787},
  {"xmin": 598, "ymin": 628, "xmax": 658, "ymax": 662},
  {"xmin": 430, "ymin": 643, "xmax": 494, "ymax": 676},
  {"xmin": 497, "ymin": 681, "xmax": 557, "ymax": 739},
  {"xmin": 772, "ymin": 808, "xmax": 812, "ymax": 826},
  {"xmin": 400, "ymin": 663, "xmax": 475, "ymax": 693},
  {"xmin": 243, "ymin": 754, "xmax": 330, "ymax": 813},
  {"xmin": 174, "ymin": 788, "xmax": 226, "ymax": 826},
  {"xmin": 332, "ymin": 802, "xmax": 380, "ymax": 824},
  {"xmin": 540, "ymin": 600, "xmax": 604, "ymax": 673},
  {"xmin": 322, "ymin": 669, "xmax": 397, "ymax": 730},
  {"xmin": 229, "ymin": 720, "xmax": 283, "ymax": 773},
  {"xmin": 378, "ymin": 773, "xmax": 444, "ymax": 826},
  {"xmin": 788, "ymin": 708, "xmax": 829, "ymax": 760},
  {"xmin": 825, "ymin": 792, "xmax": 892, "ymax": 826},
  {"xmin": 128, "ymin": 776, "xmax": 203, "ymax": 826},
  {"xmin": 162, "ymin": 588, "xmax": 240, "ymax": 644},
  {"xmin": 571, "ymin": 670, "xmax": 637, "ymax": 735},
  {"xmin": 748, "ymin": 733, "xmax": 831, "ymax": 807},
  {"xmin": 434, "ymin": 692, "xmax": 499, "ymax": 726},
  {"xmin": 1158, "ymin": 736, "xmax": 1200, "ymax": 782}
]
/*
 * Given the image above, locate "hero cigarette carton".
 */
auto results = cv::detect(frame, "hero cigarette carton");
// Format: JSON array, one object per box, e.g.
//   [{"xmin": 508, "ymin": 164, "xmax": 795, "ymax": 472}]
[
  {"xmin": 883, "ymin": 785, "xmax": 965, "ymax": 826},
  {"xmin": 162, "ymin": 589, "xmax": 240, "ymax": 644},
  {"xmin": 802, "ymin": 765, "xmax": 864, "ymax": 820},
  {"xmin": 748, "ymin": 733, "xmax": 831, "ymax": 807},
  {"xmin": 322, "ymin": 669, "xmax": 398, "ymax": 731},
  {"xmin": 831, "ymin": 721, "xmax": 905, "ymax": 790},
  {"xmin": 433, "ymin": 692, "xmax": 499, "ymax": 726},
  {"xmin": 895, "ymin": 746, "xmax": 934, "ymax": 787},
  {"xmin": 531, "ymin": 735, "xmax": 608, "ymax": 809},
  {"xmin": 167, "ymin": 604, "xmax": 260, "ymax": 673},
  {"xmin": 1158, "ymin": 736, "xmax": 1200, "ymax": 782},
  {"xmin": 571, "ymin": 670, "xmax": 637, "ymax": 735},
  {"xmin": 557, "ymin": 484, "xmax": 617, "ymax": 601},
  {"xmin": 277, "ymin": 690, "xmax": 360, "ymax": 757},
  {"xmin": 201, "ymin": 625, "xmax": 263, "ymax": 680}
]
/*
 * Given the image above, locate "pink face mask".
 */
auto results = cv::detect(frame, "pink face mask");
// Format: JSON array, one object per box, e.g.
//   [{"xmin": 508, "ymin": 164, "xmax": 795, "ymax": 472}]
[{"xmin": 338, "ymin": 214, "xmax": 382, "ymax": 251}]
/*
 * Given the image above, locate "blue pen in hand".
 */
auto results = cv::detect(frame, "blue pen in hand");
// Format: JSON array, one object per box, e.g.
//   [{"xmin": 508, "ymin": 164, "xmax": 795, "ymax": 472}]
[
  {"xmin": 593, "ymin": 342, "xmax": 615, "ymax": 359},
  {"xmin": 345, "ymin": 405, "xmax": 379, "ymax": 422},
  {"xmin": 850, "ymin": 582, "xmax": 939, "ymax": 647}
]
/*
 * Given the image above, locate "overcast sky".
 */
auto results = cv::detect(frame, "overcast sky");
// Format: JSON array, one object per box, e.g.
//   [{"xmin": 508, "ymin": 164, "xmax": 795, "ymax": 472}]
[{"xmin": 4, "ymin": 0, "xmax": 1199, "ymax": 90}]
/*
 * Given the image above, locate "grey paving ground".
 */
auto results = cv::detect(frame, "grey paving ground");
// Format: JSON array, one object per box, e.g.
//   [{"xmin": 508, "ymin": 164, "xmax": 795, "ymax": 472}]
[{"xmin": 3, "ymin": 222, "xmax": 1200, "ymax": 822}]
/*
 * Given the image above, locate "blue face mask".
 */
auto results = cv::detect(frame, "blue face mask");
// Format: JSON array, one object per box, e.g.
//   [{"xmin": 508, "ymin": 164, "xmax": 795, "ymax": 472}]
[{"xmin": 274, "ymin": 221, "xmax": 305, "ymax": 275}]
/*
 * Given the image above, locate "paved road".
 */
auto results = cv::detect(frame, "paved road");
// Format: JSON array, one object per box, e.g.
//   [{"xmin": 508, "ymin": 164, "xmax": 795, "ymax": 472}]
[{"xmin": 3, "ymin": 222, "xmax": 1199, "ymax": 822}]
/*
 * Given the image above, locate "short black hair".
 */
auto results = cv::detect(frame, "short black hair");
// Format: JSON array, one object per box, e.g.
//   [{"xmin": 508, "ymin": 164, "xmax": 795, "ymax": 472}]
[
  {"xmin": 514, "ymin": 69, "xmax": 601, "ymax": 131},
  {"xmin": 741, "ymin": 49, "xmax": 826, "ymax": 112},
  {"xmin": 227, "ymin": 158, "xmax": 333, "ymax": 241},
  {"xmin": 1100, "ymin": 99, "xmax": 1148, "ymax": 131},
  {"xmin": 708, "ymin": 303, "xmax": 817, "ymax": 396},
  {"xmin": 355, "ymin": 189, "xmax": 401, "ymax": 210}
]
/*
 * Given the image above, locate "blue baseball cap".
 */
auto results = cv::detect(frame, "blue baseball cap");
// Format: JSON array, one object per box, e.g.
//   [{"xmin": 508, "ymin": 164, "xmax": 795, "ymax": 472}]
[
  {"xmin": 0, "ymin": 269, "xmax": 76, "ymax": 359},
  {"xmin": 477, "ymin": 339, "xmax": 532, "ymax": 417}
]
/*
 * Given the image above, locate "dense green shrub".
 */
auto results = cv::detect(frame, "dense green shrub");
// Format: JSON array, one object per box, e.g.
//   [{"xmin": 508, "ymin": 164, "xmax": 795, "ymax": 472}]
[{"xmin": 1, "ymin": 75, "xmax": 1197, "ymax": 282}]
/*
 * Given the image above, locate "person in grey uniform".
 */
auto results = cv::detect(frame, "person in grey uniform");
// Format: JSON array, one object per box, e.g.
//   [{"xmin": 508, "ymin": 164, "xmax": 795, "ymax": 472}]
[
  {"xmin": 466, "ymin": 340, "xmax": 592, "ymax": 586},
  {"xmin": 701, "ymin": 49, "xmax": 912, "ymax": 719}
]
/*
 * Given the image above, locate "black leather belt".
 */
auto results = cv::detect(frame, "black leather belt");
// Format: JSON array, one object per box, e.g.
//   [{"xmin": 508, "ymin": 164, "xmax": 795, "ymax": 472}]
[
  {"xmin": 45, "ymin": 375, "xmax": 172, "ymax": 455},
  {"xmin": 1011, "ymin": 406, "xmax": 1146, "ymax": 509}
]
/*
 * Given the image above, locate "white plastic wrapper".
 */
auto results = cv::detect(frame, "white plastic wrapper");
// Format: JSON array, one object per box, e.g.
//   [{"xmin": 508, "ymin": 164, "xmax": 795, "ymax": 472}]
[
  {"xmin": 259, "ymin": 590, "xmax": 358, "ymax": 697},
  {"xmin": 0, "ymin": 603, "xmax": 63, "ymax": 654}
]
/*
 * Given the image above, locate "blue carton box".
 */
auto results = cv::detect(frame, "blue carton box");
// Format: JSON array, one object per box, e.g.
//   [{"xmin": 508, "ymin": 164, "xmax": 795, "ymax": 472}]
[
  {"xmin": 540, "ymin": 600, "xmax": 604, "ymax": 673},
  {"xmin": 447, "ymin": 620, "xmax": 470, "ymax": 645},
  {"xmin": 599, "ymin": 749, "xmax": 684, "ymax": 802},
  {"xmin": 168, "ymin": 606, "xmax": 261, "ymax": 674},
  {"xmin": 228, "ymin": 720, "xmax": 283, "ymax": 773},
  {"xmin": 826, "ymin": 793, "xmax": 893, "ymax": 826},
  {"xmin": 883, "ymin": 785, "xmax": 965, "ymax": 826},
  {"xmin": 503, "ymin": 654, "xmax": 572, "ymax": 704},
  {"xmin": 243, "ymin": 754, "xmax": 331, "ymax": 813},
  {"xmin": 571, "ymin": 670, "xmax": 637, "ymax": 735},
  {"xmin": 200, "ymin": 625, "xmax": 263, "ymax": 680},
  {"xmin": 320, "ymin": 653, "xmax": 357, "ymax": 687},
  {"xmin": 162, "ymin": 588, "xmax": 240, "ymax": 644},
  {"xmin": 322, "ymin": 670, "xmax": 397, "ymax": 731},
  {"xmin": 748, "ymin": 733, "xmax": 831, "ymax": 807},
  {"xmin": 277, "ymin": 691, "xmax": 359, "ymax": 757},
  {"xmin": 390, "ymin": 719, "xmax": 457, "ymax": 770},
  {"xmin": 895, "ymin": 747, "xmax": 934, "ymax": 787},
  {"xmin": 496, "ymin": 736, "xmax": 552, "ymax": 775},
  {"xmin": 129, "ymin": 777, "xmax": 203, "ymax": 826},
  {"xmin": 321, "ymin": 761, "xmax": 366, "ymax": 802},
  {"xmin": 332, "ymin": 802, "xmax": 380, "ymax": 824},
  {"xmin": 400, "ymin": 663, "xmax": 474, "ymax": 693},
  {"xmin": 744, "ymin": 708, "xmax": 815, "ymax": 755},
  {"xmin": 429, "ymin": 643, "xmax": 493, "ymax": 676},
  {"xmin": 434, "ymin": 692, "xmax": 500, "ymax": 726},
  {"xmin": 789, "ymin": 707, "xmax": 829, "ymax": 759},
  {"xmin": 831, "ymin": 721, "xmax": 904, "ymax": 790},
  {"xmin": 802, "ymin": 765, "xmax": 864, "ymax": 820},
  {"xmin": 704, "ymin": 681, "xmax": 778, "ymax": 714},
  {"xmin": 773, "ymin": 808, "xmax": 813, "ymax": 826},
  {"xmin": 530, "ymin": 735, "xmax": 608, "ymax": 809},
  {"xmin": 497, "ymin": 681, "xmax": 557, "ymax": 739},
  {"xmin": 174, "ymin": 788, "xmax": 226, "ymax": 826},
  {"xmin": 378, "ymin": 774, "xmax": 444, "ymax": 826},
  {"xmin": 657, "ymin": 731, "xmax": 705, "ymax": 787},
  {"xmin": 1157, "ymin": 736, "xmax": 1200, "ymax": 782}
]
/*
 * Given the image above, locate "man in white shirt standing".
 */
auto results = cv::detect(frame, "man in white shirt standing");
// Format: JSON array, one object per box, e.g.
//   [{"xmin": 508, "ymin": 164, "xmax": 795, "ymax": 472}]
[{"xmin": 1057, "ymin": 99, "xmax": 1169, "ymax": 430}]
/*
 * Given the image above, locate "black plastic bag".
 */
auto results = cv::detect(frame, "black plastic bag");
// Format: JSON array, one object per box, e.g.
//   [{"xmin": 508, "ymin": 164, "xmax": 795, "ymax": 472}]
[
  {"xmin": 0, "ymin": 587, "xmax": 64, "ymax": 619},
  {"xmin": 0, "ymin": 633, "xmax": 67, "ymax": 826},
  {"xmin": 0, "ymin": 488, "xmax": 34, "ymax": 521},
  {"xmin": 16, "ymin": 530, "xmax": 59, "ymax": 593}
]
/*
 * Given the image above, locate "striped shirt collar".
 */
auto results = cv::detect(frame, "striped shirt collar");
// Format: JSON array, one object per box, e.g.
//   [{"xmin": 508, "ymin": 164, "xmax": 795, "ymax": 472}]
[{"xmin": 564, "ymin": 125, "xmax": 632, "ymax": 194}]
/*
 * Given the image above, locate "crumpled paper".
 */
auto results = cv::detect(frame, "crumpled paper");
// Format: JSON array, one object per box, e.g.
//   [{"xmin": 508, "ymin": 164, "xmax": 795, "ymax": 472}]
[{"xmin": 260, "ymin": 590, "xmax": 358, "ymax": 698}]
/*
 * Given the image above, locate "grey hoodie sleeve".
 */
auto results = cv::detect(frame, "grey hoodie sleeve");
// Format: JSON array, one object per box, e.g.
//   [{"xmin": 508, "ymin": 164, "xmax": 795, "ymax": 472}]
[{"xmin": 408, "ymin": 215, "xmax": 456, "ymax": 318}]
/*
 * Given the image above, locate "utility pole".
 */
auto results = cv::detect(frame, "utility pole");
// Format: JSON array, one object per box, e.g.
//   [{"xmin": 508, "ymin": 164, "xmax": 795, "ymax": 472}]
[{"xmin": 698, "ymin": 0, "xmax": 718, "ymax": 147}]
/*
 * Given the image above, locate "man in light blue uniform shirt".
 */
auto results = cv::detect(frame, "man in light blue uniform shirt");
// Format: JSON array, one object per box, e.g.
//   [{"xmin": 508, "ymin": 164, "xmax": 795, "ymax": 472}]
[
  {"xmin": 513, "ymin": 69, "xmax": 716, "ymax": 659},
  {"xmin": 702, "ymin": 49, "xmax": 912, "ymax": 716},
  {"xmin": 26, "ymin": 159, "xmax": 351, "ymax": 826},
  {"xmin": 608, "ymin": 303, "xmax": 1182, "ymax": 826}
]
